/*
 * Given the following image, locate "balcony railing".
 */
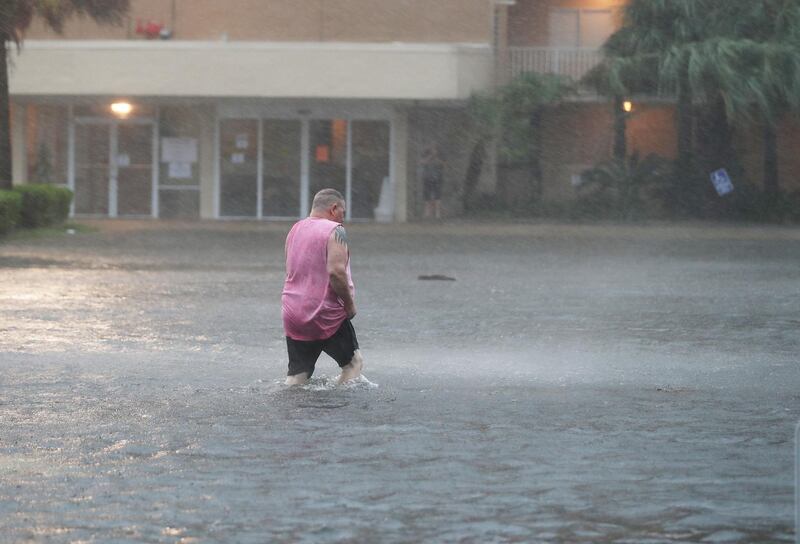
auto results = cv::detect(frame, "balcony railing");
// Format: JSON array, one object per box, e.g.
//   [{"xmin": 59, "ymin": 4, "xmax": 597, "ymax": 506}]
[{"xmin": 508, "ymin": 46, "xmax": 603, "ymax": 82}]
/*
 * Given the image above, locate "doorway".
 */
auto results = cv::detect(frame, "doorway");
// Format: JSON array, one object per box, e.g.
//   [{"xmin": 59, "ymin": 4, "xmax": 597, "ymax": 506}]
[{"xmin": 73, "ymin": 118, "xmax": 156, "ymax": 217}]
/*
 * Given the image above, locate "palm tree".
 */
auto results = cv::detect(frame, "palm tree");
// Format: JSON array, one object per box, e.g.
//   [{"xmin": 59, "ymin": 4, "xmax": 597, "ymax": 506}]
[
  {"xmin": 499, "ymin": 73, "xmax": 573, "ymax": 204},
  {"xmin": 658, "ymin": 3, "xmax": 800, "ymax": 215},
  {"xmin": 0, "ymin": 0, "xmax": 129, "ymax": 190},
  {"xmin": 678, "ymin": 36, "xmax": 800, "ymax": 200},
  {"xmin": 590, "ymin": 0, "xmax": 800, "ymax": 217},
  {"xmin": 580, "ymin": 151, "xmax": 671, "ymax": 222},
  {"xmin": 716, "ymin": 1, "xmax": 800, "ymax": 199},
  {"xmin": 587, "ymin": 0, "xmax": 714, "ymax": 215},
  {"xmin": 468, "ymin": 72, "xmax": 573, "ymax": 210}
]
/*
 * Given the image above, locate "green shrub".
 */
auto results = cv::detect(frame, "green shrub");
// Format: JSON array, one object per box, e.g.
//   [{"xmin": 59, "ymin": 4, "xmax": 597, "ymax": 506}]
[
  {"xmin": 786, "ymin": 191, "xmax": 800, "ymax": 223},
  {"xmin": 0, "ymin": 189, "xmax": 22, "ymax": 235},
  {"xmin": 49, "ymin": 186, "xmax": 73, "ymax": 224},
  {"xmin": 578, "ymin": 153, "xmax": 672, "ymax": 222},
  {"xmin": 714, "ymin": 185, "xmax": 800, "ymax": 223},
  {"xmin": 13, "ymin": 184, "xmax": 73, "ymax": 228},
  {"xmin": 569, "ymin": 190, "xmax": 619, "ymax": 221}
]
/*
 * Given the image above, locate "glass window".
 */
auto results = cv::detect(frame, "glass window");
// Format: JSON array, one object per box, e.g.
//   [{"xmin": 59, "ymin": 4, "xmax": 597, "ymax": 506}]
[
  {"xmin": 351, "ymin": 121, "xmax": 390, "ymax": 220},
  {"xmin": 74, "ymin": 123, "xmax": 110, "ymax": 215},
  {"xmin": 220, "ymin": 119, "xmax": 258, "ymax": 217},
  {"xmin": 581, "ymin": 10, "xmax": 613, "ymax": 48},
  {"xmin": 549, "ymin": 9, "xmax": 613, "ymax": 48},
  {"xmin": 549, "ymin": 9, "xmax": 579, "ymax": 47},
  {"xmin": 262, "ymin": 120, "xmax": 301, "ymax": 218},
  {"xmin": 159, "ymin": 106, "xmax": 202, "ymax": 219},
  {"xmin": 309, "ymin": 119, "xmax": 347, "ymax": 212},
  {"xmin": 25, "ymin": 104, "xmax": 69, "ymax": 185},
  {"xmin": 116, "ymin": 123, "xmax": 153, "ymax": 217}
]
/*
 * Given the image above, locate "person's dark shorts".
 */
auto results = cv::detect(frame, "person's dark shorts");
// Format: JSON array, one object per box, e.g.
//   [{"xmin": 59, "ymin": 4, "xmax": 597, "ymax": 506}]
[
  {"xmin": 286, "ymin": 319, "xmax": 359, "ymax": 378},
  {"xmin": 423, "ymin": 176, "xmax": 442, "ymax": 201}
]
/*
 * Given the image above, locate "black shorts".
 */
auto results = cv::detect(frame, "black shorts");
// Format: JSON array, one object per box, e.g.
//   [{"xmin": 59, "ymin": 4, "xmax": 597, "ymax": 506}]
[
  {"xmin": 424, "ymin": 177, "xmax": 442, "ymax": 201},
  {"xmin": 286, "ymin": 319, "xmax": 359, "ymax": 378}
]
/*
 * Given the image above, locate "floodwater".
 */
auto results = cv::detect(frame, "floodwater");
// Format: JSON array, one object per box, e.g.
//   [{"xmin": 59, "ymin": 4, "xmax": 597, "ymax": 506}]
[{"xmin": 1, "ymin": 220, "xmax": 798, "ymax": 543}]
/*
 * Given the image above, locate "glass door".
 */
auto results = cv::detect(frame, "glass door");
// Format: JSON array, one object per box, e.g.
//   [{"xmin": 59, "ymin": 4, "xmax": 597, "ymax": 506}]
[
  {"xmin": 219, "ymin": 119, "xmax": 258, "ymax": 217},
  {"xmin": 73, "ymin": 119, "xmax": 155, "ymax": 217},
  {"xmin": 309, "ymin": 119, "xmax": 348, "ymax": 213},
  {"xmin": 308, "ymin": 119, "xmax": 391, "ymax": 221},
  {"xmin": 262, "ymin": 120, "xmax": 301, "ymax": 218},
  {"xmin": 117, "ymin": 123, "xmax": 153, "ymax": 216},
  {"xmin": 74, "ymin": 123, "xmax": 110, "ymax": 215},
  {"xmin": 217, "ymin": 116, "xmax": 392, "ymax": 221},
  {"xmin": 351, "ymin": 121, "xmax": 390, "ymax": 220}
]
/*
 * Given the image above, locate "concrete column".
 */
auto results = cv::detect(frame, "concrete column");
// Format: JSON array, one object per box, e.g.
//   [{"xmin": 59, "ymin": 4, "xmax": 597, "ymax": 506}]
[
  {"xmin": 198, "ymin": 104, "xmax": 217, "ymax": 219},
  {"xmin": 391, "ymin": 108, "xmax": 408, "ymax": 223},
  {"xmin": 11, "ymin": 104, "xmax": 26, "ymax": 185}
]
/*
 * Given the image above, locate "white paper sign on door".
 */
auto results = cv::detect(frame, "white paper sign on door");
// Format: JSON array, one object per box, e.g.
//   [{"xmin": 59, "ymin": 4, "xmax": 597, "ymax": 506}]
[
  {"xmin": 168, "ymin": 162, "xmax": 192, "ymax": 179},
  {"xmin": 161, "ymin": 137, "xmax": 198, "ymax": 163}
]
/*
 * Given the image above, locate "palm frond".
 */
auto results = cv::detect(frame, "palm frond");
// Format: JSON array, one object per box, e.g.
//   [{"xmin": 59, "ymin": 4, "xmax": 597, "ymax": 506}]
[
  {"xmin": 595, "ymin": 0, "xmax": 800, "ymax": 124},
  {"xmin": 0, "ymin": 0, "xmax": 129, "ymax": 44}
]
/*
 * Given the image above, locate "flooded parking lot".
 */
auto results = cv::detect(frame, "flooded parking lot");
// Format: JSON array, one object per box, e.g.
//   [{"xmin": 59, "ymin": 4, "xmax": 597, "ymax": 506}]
[{"xmin": 1, "ymin": 220, "xmax": 799, "ymax": 543}]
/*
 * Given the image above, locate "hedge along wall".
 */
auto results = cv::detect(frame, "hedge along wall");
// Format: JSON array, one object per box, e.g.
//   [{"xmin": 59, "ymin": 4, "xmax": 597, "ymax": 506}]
[
  {"xmin": 13, "ymin": 184, "xmax": 73, "ymax": 229},
  {"xmin": 0, "ymin": 184, "xmax": 73, "ymax": 235},
  {"xmin": 0, "ymin": 190, "xmax": 22, "ymax": 234}
]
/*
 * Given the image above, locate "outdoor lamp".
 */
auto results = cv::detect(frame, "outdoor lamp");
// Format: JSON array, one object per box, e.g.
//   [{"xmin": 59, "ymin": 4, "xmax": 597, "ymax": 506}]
[
  {"xmin": 623, "ymin": 100, "xmax": 633, "ymax": 113},
  {"xmin": 111, "ymin": 101, "xmax": 133, "ymax": 118}
]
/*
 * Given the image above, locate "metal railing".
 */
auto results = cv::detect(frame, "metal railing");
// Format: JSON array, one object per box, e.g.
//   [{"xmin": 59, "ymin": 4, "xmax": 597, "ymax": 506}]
[{"xmin": 508, "ymin": 46, "xmax": 603, "ymax": 81}]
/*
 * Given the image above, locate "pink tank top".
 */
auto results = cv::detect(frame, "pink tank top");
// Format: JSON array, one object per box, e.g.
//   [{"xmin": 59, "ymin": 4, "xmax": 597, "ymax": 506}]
[{"xmin": 281, "ymin": 217, "xmax": 354, "ymax": 341}]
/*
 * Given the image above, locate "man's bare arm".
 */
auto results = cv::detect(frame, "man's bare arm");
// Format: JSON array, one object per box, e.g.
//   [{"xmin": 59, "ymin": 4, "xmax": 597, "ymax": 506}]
[{"xmin": 327, "ymin": 225, "xmax": 356, "ymax": 318}]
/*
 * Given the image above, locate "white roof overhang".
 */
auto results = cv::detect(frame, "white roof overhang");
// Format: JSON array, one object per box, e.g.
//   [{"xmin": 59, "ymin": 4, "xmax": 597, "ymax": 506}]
[{"xmin": 10, "ymin": 40, "xmax": 494, "ymax": 101}]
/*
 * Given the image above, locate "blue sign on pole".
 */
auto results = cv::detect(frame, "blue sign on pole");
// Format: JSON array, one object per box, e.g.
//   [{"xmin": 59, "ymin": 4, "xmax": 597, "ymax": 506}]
[{"xmin": 710, "ymin": 168, "xmax": 734, "ymax": 196}]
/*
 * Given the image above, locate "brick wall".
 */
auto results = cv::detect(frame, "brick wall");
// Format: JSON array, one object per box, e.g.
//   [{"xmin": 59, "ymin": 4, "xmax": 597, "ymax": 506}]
[
  {"xmin": 24, "ymin": 0, "xmax": 493, "ymax": 43},
  {"xmin": 508, "ymin": 0, "xmax": 624, "ymax": 47}
]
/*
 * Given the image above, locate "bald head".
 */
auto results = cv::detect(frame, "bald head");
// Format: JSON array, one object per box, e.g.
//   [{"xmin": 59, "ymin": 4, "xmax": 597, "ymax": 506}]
[{"xmin": 312, "ymin": 189, "xmax": 345, "ymax": 211}]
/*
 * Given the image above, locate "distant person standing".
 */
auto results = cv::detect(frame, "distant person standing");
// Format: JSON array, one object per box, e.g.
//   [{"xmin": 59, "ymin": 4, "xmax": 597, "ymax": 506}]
[
  {"xmin": 281, "ymin": 188, "xmax": 364, "ymax": 386},
  {"xmin": 421, "ymin": 144, "xmax": 444, "ymax": 219}
]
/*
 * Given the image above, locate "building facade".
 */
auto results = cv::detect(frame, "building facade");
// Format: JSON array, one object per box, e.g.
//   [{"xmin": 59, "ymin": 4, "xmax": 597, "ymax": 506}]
[
  {"xmin": 11, "ymin": 0, "xmax": 499, "ymax": 221},
  {"xmin": 10, "ymin": 0, "xmax": 799, "ymax": 221},
  {"xmin": 503, "ymin": 0, "xmax": 800, "ymax": 205}
]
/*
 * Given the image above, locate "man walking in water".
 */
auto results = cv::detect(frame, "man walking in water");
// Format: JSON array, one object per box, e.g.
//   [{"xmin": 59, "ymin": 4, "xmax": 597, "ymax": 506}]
[{"xmin": 282, "ymin": 188, "xmax": 364, "ymax": 386}]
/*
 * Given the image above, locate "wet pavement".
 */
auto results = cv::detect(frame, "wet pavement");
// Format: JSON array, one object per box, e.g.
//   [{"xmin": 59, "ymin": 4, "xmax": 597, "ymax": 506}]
[{"xmin": 1, "ymin": 219, "xmax": 799, "ymax": 543}]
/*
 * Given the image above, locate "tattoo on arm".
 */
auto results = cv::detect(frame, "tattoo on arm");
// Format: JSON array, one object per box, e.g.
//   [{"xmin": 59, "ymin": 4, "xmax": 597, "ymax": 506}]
[{"xmin": 333, "ymin": 225, "xmax": 348, "ymax": 247}]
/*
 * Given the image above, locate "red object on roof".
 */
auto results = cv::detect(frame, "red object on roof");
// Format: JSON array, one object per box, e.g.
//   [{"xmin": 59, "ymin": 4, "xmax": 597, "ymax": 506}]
[{"xmin": 135, "ymin": 19, "xmax": 163, "ymax": 39}]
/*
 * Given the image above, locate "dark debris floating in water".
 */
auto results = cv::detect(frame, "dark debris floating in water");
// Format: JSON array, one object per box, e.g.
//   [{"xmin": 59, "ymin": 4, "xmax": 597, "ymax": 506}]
[{"xmin": 418, "ymin": 274, "xmax": 456, "ymax": 281}]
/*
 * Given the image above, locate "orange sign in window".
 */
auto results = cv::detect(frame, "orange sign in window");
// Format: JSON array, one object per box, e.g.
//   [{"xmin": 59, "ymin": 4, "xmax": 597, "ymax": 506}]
[{"xmin": 315, "ymin": 144, "xmax": 330, "ymax": 163}]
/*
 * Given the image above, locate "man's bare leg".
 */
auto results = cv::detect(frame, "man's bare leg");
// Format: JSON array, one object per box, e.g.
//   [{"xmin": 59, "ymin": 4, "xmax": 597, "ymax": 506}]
[
  {"xmin": 285, "ymin": 372, "xmax": 309, "ymax": 386},
  {"xmin": 423, "ymin": 201, "xmax": 431, "ymax": 218},
  {"xmin": 337, "ymin": 350, "xmax": 364, "ymax": 384}
]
